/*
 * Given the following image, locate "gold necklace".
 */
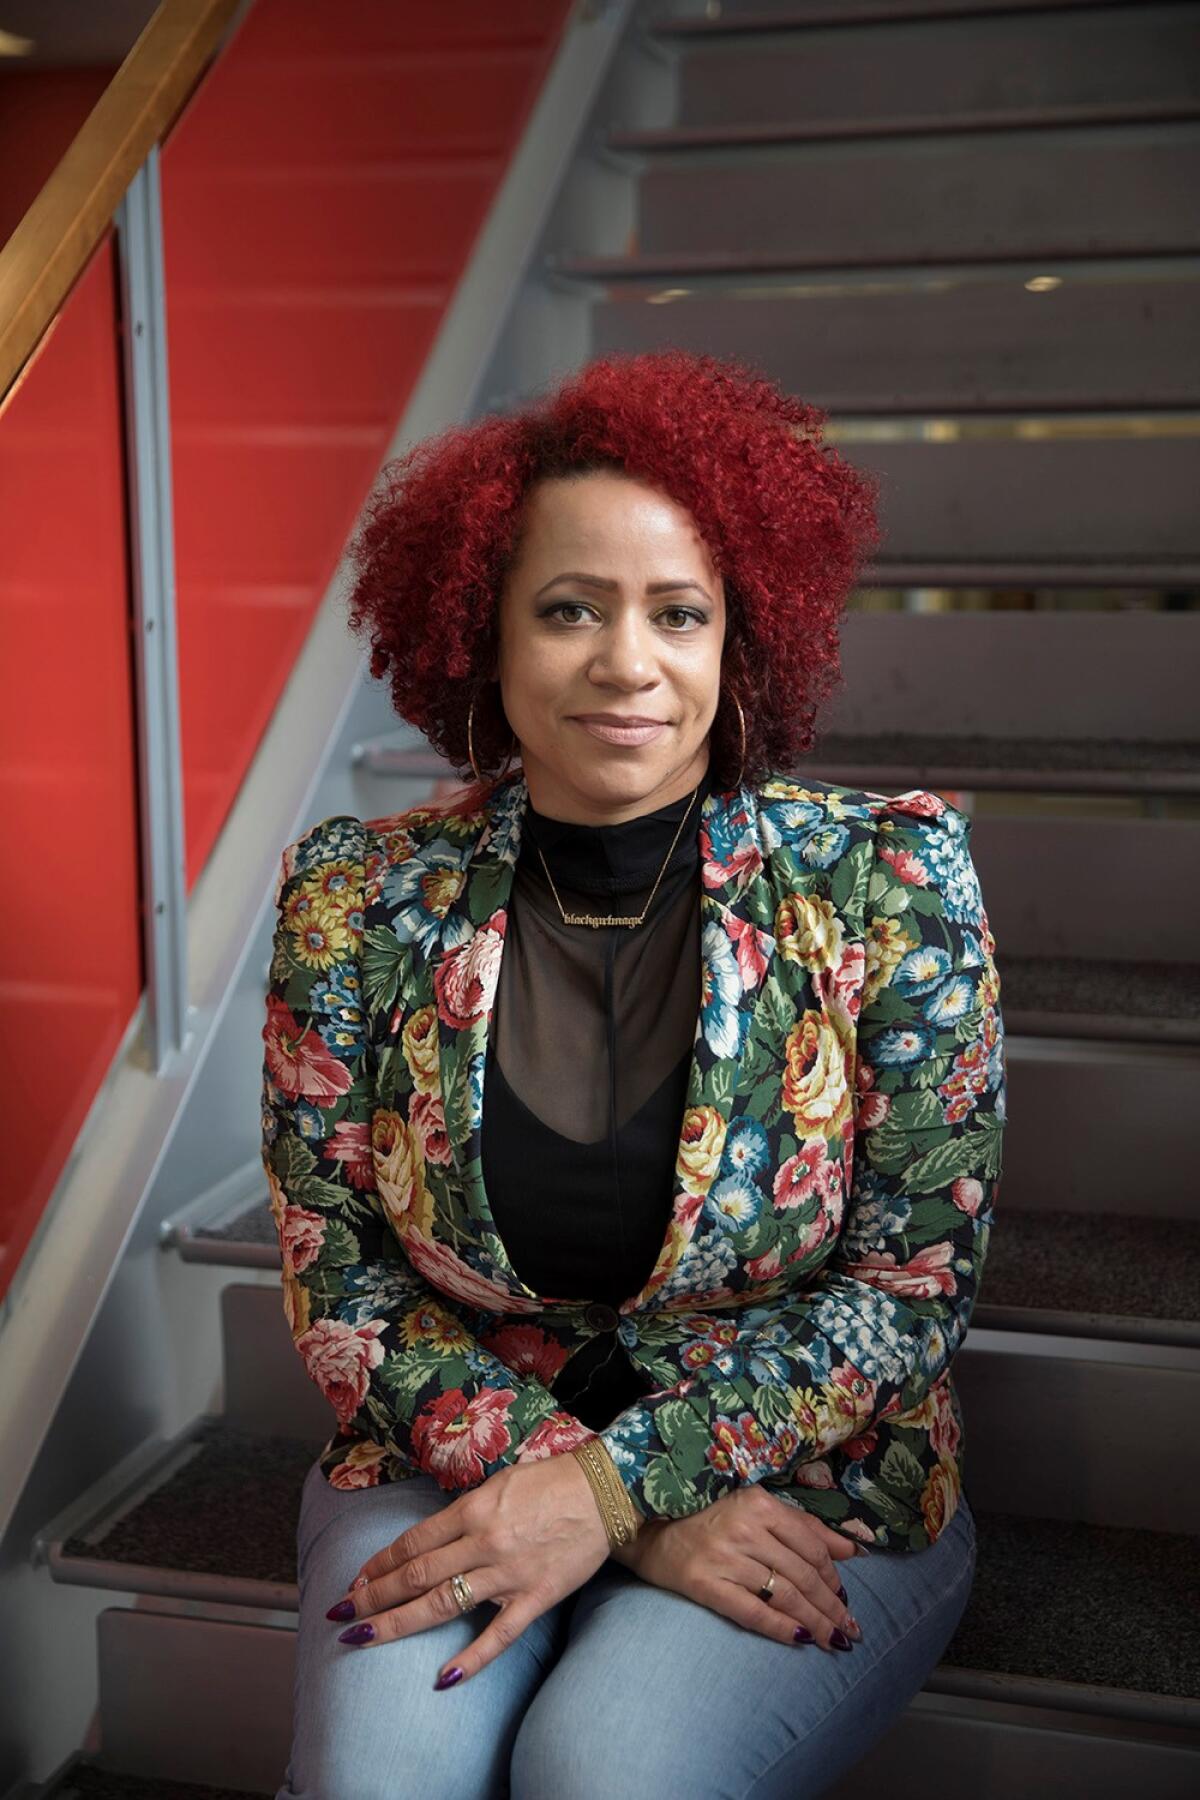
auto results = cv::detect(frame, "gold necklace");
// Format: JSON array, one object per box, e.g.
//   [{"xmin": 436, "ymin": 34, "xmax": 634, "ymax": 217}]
[{"xmin": 535, "ymin": 781, "xmax": 703, "ymax": 928}]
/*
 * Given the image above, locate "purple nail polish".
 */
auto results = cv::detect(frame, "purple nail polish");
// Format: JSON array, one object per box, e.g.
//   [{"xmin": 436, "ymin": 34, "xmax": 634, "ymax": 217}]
[
  {"xmin": 830, "ymin": 1628, "xmax": 853, "ymax": 1652},
  {"xmin": 326, "ymin": 1599, "xmax": 356, "ymax": 1622},
  {"xmin": 434, "ymin": 1666, "xmax": 464, "ymax": 1689},
  {"xmin": 793, "ymin": 1625, "xmax": 815, "ymax": 1644},
  {"xmin": 836, "ymin": 1582, "xmax": 847, "ymax": 1603},
  {"xmin": 338, "ymin": 1623, "xmax": 375, "ymax": 1646}
]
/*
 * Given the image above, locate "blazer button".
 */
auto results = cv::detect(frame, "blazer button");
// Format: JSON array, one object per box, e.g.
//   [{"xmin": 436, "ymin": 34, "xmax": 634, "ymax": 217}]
[{"xmin": 584, "ymin": 1302, "xmax": 620, "ymax": 1331}]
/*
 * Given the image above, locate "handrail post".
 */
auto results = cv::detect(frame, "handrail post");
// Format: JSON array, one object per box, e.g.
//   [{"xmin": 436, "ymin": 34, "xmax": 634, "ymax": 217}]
[{"xmin": 115, "ymin": 145, "xmax": 191, "ymax": 1073}]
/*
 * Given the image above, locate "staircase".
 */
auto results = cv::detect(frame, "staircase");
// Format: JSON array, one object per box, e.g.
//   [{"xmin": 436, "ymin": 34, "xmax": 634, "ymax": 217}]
[{"xmin": 16, "ymin": 0, "xmax": 1200, "ymax": 1793}]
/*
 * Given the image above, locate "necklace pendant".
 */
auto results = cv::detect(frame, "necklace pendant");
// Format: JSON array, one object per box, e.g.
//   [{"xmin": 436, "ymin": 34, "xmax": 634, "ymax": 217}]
[{"xmin": 562, "ymin": 911, "xmax": 643, "ymax": 928}]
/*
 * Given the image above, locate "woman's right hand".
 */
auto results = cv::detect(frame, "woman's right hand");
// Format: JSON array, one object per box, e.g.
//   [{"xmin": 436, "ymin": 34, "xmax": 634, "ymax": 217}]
[{"xmin": 609, "ymin": 1486, "xmax": 865, "ymax": 1653}]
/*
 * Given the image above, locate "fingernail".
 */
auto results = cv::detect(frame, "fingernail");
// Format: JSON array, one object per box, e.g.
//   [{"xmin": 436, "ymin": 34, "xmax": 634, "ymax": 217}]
[
  {"xmin": 338, "ymin": 1623, "xmax": 375, "ymax": 1646},
  {"xmin": 351, "ymin": 1574, "xmax": 370, "ymax": 1591},
  {"xmin": 793, "ymin": 1625, "xmax": 815, "ymax": 1644},
  {"xmin": 836, "ymin": 1582, "xmax": 847, "ymax": 1603},
  {"xmin": 845, "ymin": 1613, "xmax": 862, "ymax": 1639},
  {"xmin": 855, "ymin": 1544, "xmax": 873, "ymax": 1556},
  {"xmin": 326, "ymin": 1599, "xmax": 356, "ymax": 1622},
  {"xmin": 434, "ymin": 1666, "xmax": 464, "ymax": 1689},
  {"xmin": 829, "ymin": 1628, "xmax": 853, "ymax": 1652}
]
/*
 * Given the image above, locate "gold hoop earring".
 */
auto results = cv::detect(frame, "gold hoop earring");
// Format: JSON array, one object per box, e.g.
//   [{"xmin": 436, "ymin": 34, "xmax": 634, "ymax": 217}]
[
  {"xmin": 467, "ymin": 687, "xmax": 518, "ymax": 786},
  {"xmin": 727, "ymin": 689, "xmax": 747, "ymax": 789}
]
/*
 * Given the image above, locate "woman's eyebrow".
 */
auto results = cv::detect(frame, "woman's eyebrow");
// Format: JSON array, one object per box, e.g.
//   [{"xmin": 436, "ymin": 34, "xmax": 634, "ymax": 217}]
[{"xmin": 533, "ymin": 572, "xmax": 713, "ymax": 600}]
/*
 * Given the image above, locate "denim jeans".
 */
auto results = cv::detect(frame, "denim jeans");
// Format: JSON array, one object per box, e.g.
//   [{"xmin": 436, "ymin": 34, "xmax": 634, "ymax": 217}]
[{"xmin": 277, "ymin": 1457, "xmax": 977, "ymax": 1800}]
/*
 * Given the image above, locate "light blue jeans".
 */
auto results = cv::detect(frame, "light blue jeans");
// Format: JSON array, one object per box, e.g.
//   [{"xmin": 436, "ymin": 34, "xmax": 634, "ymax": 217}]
[{"xmin": 277, "ymin": 1457, "xmax": 976, "ymax": 1800}]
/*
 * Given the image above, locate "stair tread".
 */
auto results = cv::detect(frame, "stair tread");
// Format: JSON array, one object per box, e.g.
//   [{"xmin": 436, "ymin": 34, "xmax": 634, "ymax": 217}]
[
  {"xmin": 190, "ymin": 1206, "xmax": 277, "ymax": 1248},
  {"xmin": 43, "ymin": 1764, "xmax": 258, "ymax": 1800},
  {"xmin": 60, "ymin": 1423, "xmax": 316, "ymax": 1587},
  {"xmin": 808, "ymin": 731, "xmax": 1200, "ymax": 775},
  {"xmin": 942, "ymin": 1510, "xmax": 1200, "ymax": 1704},
  {"xmin": 209, "ymin": 1197, "xmax": 1200, "ymax": 1325},
  {"xmin": 53, "ymin": 1426, "xmax": 1200, "ymax": 1702},
  {"xmin": 981, "ymin": 1208, "xmax": 1200, "ymax": 1326},
  {"xmin": 998, "ymin": 953, "xmax": 1200, "ymax": 1025}
]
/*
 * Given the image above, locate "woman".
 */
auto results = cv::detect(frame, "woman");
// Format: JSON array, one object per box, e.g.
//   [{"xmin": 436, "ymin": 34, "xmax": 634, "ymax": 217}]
[{"xmin": 262, "ymin": 351, "xmax": 1004, "ymax": 1798}]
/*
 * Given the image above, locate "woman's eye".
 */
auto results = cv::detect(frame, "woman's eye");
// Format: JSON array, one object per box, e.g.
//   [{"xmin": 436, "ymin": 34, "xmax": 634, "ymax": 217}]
[{"xmin": 544, "ymin": 602, "xmax": 704, "ymax": 629}]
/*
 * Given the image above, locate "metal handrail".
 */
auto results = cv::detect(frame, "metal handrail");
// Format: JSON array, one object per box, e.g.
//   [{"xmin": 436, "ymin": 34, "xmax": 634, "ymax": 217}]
[{"xmin": 0, "ymin": 0, "xmax": 242, "ymax": 411}]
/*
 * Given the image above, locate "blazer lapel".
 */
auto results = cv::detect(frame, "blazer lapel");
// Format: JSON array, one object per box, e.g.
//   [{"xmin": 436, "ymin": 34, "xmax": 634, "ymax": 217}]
[{"xmin": 429, "ymin": 771, "xmax": 777, "ymax": 1315}]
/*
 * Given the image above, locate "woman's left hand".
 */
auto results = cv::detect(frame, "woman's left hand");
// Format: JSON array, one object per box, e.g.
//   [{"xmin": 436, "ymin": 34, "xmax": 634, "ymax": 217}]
[{"xmin": 326, "ymin": 1452, "xmax": 612, "ymax": 1686}]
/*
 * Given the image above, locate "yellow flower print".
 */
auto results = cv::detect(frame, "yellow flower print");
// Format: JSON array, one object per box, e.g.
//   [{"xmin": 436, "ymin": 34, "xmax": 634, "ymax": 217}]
[
  {"xmin": 402, "ymin": 1004, "xmax": 441, "ymax": 1096},
  {"xmin": 398, "ymin": 1301, "xmax": 474, "ymax": 1354},
  {"xmin": 921, "ymin": 1459, "xmax": 961, "ymax": 1539},
  {"xmin": 285, "ymin": 881, "xmax": 358, "ymax": 973},
  {"xmin": 863, "ymin": 916, "xmax": 910, "ymax": 1007},
  {"xmin": 282, "ymin": 1269, "xmax": 311, "ymax": 1340},
  {"xmin": 372, "ymin": 1110, "xmax": 435, "ymax": 1240},
  {"xmin": 675, "ymin": 1106, "xmax": 727, "ymax": 1199},
  {"xmin": 775, "ymin": 893, "xmax": 846, "ymax": 974},
  {"xmin": 783, "ymin": 1012, "xmax": 853, "ymax": 1138}
]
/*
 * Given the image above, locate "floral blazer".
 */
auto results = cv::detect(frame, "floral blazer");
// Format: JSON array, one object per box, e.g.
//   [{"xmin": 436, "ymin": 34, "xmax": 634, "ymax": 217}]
[{"xmin": 261, "ymin": 770, "xmax": 1005, "ymax": 1553}]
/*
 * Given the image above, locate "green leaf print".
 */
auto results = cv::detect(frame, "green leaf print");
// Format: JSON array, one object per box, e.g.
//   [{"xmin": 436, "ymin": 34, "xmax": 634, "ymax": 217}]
[{"xmin": 644, "ymin": 1454, "xmax": 696, "ymax": 1516}]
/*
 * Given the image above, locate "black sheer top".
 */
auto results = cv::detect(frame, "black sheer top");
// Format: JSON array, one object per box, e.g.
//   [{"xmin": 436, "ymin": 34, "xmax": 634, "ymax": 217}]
[{"xmin": 480, "ymin": 764, "xmax": 721, "ymax": 1431}]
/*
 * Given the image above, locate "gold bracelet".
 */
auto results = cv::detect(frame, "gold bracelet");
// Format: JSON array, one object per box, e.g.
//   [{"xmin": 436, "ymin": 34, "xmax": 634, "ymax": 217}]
[{"xmin": 568, "ymin": 1438, "xmax": 642, "ymax": 1548}]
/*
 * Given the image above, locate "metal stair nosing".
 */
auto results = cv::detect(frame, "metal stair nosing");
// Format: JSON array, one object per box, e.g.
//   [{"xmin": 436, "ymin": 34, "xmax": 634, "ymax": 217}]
[
  {"xmin": 798, "ymin": 758, "xmax": 1200, "ymax": 798},
  {"xmin": 926, "ymin": 1663, "xmax": 1200, "ymax": 1736}
]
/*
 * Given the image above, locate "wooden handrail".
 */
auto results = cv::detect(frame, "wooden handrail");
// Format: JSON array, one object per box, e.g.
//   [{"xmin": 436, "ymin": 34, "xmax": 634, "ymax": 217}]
[{"xmin": 0, "ymin": 0, "xmax": 243, "ymax": 409}]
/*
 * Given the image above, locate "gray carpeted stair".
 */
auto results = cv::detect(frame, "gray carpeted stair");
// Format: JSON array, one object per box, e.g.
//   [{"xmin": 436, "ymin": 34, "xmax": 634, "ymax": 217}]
[
  {"xmin": 997, "ymin": 953, "xmax": 1200, "ymax": 1041},
  {"xmin": 41, "ymin": 1765, "xmax": 259, "ymax": 1799},
  {"xmin": 49, "ymin": 1423, "xmax": 1200, "ymax": 1710},
  {"xmin": 979, "ymin": 1209, "xmax": 1200, "ymax": 1335},
  {"xmin": 803, "ymin": 731, "xmax": 1200, "ymax": 793}
]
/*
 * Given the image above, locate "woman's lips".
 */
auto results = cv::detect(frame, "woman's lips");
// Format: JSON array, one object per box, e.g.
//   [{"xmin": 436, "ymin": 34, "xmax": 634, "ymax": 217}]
[{"xmin": 570, "ymin": 718, "xmax": 669, "ymax": 746}]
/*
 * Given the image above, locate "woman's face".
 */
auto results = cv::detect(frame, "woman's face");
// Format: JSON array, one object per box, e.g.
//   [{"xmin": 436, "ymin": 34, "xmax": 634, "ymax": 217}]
[{"xmin": 493, "ymin": 470, "xmax": 726, "ymax": 824}]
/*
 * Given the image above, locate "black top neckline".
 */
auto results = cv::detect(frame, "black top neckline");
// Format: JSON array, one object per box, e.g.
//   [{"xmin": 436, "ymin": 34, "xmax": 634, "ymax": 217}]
[{"xmin": 519, "ymin": 766, "xmax": 719, "ymax": 896}]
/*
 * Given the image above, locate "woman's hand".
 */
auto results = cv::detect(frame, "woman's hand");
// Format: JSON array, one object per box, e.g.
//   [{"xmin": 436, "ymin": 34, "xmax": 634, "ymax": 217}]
[
  {"xmin": 609, "ymin": 1486, "xmax": 865, "ymax": 1653},
  {"xmin": 324, "ymin": 1453, "xmax": 611, "ymax": 1686}
]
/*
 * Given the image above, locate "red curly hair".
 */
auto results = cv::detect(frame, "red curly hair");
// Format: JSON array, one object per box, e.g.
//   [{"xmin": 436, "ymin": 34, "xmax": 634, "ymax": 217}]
[{"xmin": 344, "ymin": 350, "xmax": 882, "ymax": 814}]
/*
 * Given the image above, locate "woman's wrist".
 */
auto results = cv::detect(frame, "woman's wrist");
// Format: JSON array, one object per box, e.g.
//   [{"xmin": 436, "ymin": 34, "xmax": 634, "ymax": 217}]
[{"xmin": 567, "ymin": 1437, "xmax": 643, "ymax": 1549}]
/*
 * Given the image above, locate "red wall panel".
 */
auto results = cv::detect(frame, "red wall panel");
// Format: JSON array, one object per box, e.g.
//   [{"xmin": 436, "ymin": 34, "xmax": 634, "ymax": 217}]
[
  {"xmin": 0, "ymin": 240, "xmax": 141, "ymax": 1300},
  {"xmin": 161, "ymin": 0, "xmax": 573, "ymax": 886}
]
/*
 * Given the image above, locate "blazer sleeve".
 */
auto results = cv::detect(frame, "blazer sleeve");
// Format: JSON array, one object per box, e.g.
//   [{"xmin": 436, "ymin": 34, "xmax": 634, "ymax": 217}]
[
  {"xmin": 596, "ymin": 795, "xmax": 1005, "ymax": 1522},
  {"xmin": 260, "ymin": 813, "xmax": 593, "ymax": 1491}
]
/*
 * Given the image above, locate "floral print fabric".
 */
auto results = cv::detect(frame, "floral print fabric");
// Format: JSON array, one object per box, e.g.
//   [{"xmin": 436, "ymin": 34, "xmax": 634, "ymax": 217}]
[{"xmin": 261, "ymin": 773, "xmax": 1005, "ymax": 1551}]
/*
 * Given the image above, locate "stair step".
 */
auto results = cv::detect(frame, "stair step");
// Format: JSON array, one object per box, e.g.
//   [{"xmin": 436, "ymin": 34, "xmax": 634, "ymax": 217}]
[
  {"xmin": 93, "ymin": 1611, "xmax": 295, "ymax": 1794},
  {"xmin": 611, "ymin": 101, "xmax": 1200, "ymax": 152},
  {"xmin": 41, "ymin": 1421, "xmax": 1200, "ymax": 1726},
  {"xmin": 48, "ymin": 1419, "xmax": 317, "ymax": 1610},
  {"xmin": 997, "ymin": 953, "xmax": 1200, "ymax": 1046},
  {"xmin": 175, "ymin": 1203, "xmax": 277, "ymax": 1267},
  {"xmin": 976, "ymin": 1209, "xmax": 1200, "ymax": 1347},
  {"xmin": 802, "ymin": 731, "xmax": 1200, "ymax": 796},
  {"xmin": 178, "ymin": 1197, "xmax": 1200, "ymax": 1348},
  {"xmin": 650, "ymin": 0, "xmax": 1129, "ymax": 36},
  {"xmin": 40, "ymin": 1761, "xmax": 259, "ymax": 1799}
]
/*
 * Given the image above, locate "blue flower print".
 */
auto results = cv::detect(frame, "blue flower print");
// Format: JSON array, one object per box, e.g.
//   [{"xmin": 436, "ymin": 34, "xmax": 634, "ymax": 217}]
[
  {"xmin": 870, "ymin": 1021, "xmax": 939, "ymax": 1066},
  {"xmin": 893, "ymin": 944, "xmax": 952, "ymax": 998},
  {"xmin": 722, "ymin": 1115, "xmax": 771, "ymax": 1181},
  {"xmin": 704, "ymin": 1174, "xmax": 761, "ymax": 1234},
  {"xmin": 700, "ymin": 919, "xmax": 746, "ymax": 1058},
  {"xmin": 924, "ymin": 975, "xmax": 979, "ymax": 1026}
]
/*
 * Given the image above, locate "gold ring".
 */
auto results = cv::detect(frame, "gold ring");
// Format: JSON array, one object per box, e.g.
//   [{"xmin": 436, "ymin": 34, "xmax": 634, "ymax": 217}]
[
  {"xmin": 757, "ymin": 1567, "xmax": 776, "ymax": 1604},
  {"xmin": 449, "ymin": 1572, "xmax": 476, "ymax": 1614}
]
